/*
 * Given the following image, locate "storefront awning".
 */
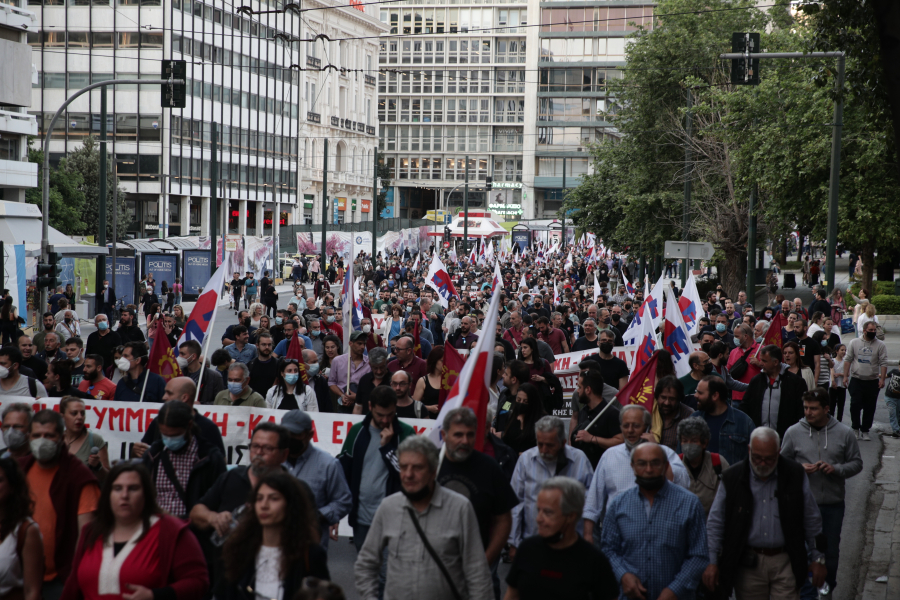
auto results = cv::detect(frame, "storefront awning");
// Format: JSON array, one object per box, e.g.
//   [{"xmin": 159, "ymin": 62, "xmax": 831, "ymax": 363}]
[{"xmin": 0, "ymin": 200, "xmax": 108, "ymax": 258}]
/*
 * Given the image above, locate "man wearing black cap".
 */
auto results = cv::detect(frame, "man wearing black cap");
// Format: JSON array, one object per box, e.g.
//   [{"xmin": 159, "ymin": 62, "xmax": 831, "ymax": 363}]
[
  {"xmin": 115, "ymin": 307, "xmax": 146, "ymax": 343},
  {"xmin": 282, "ymin": 410, "xmax": 352, "ymax": 549}
]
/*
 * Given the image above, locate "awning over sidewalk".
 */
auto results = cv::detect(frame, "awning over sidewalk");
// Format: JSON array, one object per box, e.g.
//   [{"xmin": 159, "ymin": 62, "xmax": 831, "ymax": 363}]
[
  {"xmin": 0, "ymin": 200, "xmax": 108, "ymax": 258},
  {"xmin": 425, "ymin": 211, "xmax": 509, "ymax": 238}
]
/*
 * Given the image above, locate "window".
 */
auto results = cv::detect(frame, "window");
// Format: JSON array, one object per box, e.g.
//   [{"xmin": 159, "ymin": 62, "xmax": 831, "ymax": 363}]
[
  {"xmin": 118, "ymin": 32, "xmax": 140, "ymax": 49},
  {"xmin": 141, "ymin": 33, "xmax": 163, "ymax": 48},
  {"xmin": 43, "ymin": 32, "xmax": 65, "ymax": 47},
  {"xmin": 67, "ymin": 73, "xmax": 90, "ymax": 89},
  {"xmin": 43, "ymin": 73, "xmax": 66, "ymax": 88},
  {"xmin": 91, "ymin": 32, "xmax": 114, "ymax": 47}
]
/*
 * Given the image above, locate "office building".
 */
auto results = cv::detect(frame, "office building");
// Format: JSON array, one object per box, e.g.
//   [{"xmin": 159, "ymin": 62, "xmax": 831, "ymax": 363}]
[
  {"xmin": 377, "ymin": 1, "xmax": 654, "ymax": 220},
  {"xmin": 0, "ymin": 0, "xmax": 39, "ymax": 203},
  {"xmin": 27, "ymin": 0, "xmax": 383, "ymax": 237}
]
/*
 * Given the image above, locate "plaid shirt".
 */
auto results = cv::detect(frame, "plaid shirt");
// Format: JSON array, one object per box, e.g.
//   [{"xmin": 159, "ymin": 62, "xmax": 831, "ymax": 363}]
[
  {"xmin": 155, "ymin": 436, "xmax": 199, "ymax": 517},
  {"xmin": 601, "ymin": 482, "xmax": 708, "ymax": 600}
]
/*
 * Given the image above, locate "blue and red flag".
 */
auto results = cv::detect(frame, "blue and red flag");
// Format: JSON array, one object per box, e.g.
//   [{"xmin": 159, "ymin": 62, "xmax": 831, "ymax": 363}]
[
  {"xmin": 426, "ymin": 253, "xmax": 458, "ymax": 308},
  {"xmin": 177, "ymin": 264, "xmax": 227, "ymax": 349},
  {"xmin": 663, "ymin": 286, "xmax": 692, "ymax": 378}
]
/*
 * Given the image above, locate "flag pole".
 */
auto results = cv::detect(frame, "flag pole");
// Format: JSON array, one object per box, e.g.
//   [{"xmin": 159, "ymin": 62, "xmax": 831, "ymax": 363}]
[
  {"xmin": 585, "ymin": 397, "xmax": 617, "ymax": 431},
  {"xmin": 346, "ymin": 240, "xmax": 354, "ymax": 398},
  {"xmin": 193, "ymin": 269, "xmax": 226, "ymax": 406},
  {"xmin": 138, "ymin": 320, "xmax": 158, "ymax": 403}
]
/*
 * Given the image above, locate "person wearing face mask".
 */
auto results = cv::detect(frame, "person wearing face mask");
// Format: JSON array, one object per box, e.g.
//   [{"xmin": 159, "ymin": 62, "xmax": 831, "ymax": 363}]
[
  {"xmin": 1, "ymin": 402, "xmax": 33, "ymax": 460},
  {"xmin": 358, "ymin": 317, "xmax": 383, "ymax": 351},
  {"xmin": 724, "ymin": 323, "xmax": 763, "ymax": 404},
  {"xmin": 221, "ymin": 311, "xmax": 257, "ymax": 347},
  {"xmin": 712, "ymin": 314, "xmax": 736, "ymax": 349},
  {"xmin": 678, "ymin": 351, "xmax": 716, "ymax": 400},
  {"xmin": 704, "ymin": 428, "xmax": 826, "ymax": 600},
  {"xmin": 265, "ymin": 358, "xmax": 318, "ymax": 411},
  {"xmin": 600, "ymin": 442, "xmax": 708, "ymax": 600},
  {"xmin": 676, "ymin": 418, "xmax": 729, "ymax": 516},
  {"xmin": 583, "ymin": 406, "xmax": 689, "ymax": 545},
  {"xmin": 174, "ymin": 340, "xmax": 225, "ymax": 406},
  {"xmin": 142, "ymin": 400, "xmax": 226, "ymax": 520},
  {"xmin": 843, "ymin": 321, "xmax": 888, "ymax": 441},
  {"xmin": 55, "ymin": 309, "xmax": 81, "ymax": 341},
  {"xmin": 0, "ymin": 347, "xmax": 47, "ymax": 398},
  {"xmin": 355, "ymin": 435, "xmax": 493, "ymax": 600},
  {"xmin": 705, "ymin": 340, "xmax": 751, "ymax": 397},
  {"xmin": 655, "ymin": 376, "xmax": 697, "ymax": 450},
  {"xmin": 506, "ymin": 477, "xmax": 618, "ymax": 600},
  {"xmin": 281, "ymin": 410, "xmax": 351, "ymax": 550},
  {"xmin": 37, "ymin": 331, "xmax": 66, "ymax": 364},
  {"xmin": 23, "ymin": 409, "xmax": 101, "ymax": 599},
  {"xmin": 113, "ymin": 341, "xmax": 166, "ymax": 403},
  {"xmin": 214, "ymin": 362, "xmax": 266, "ymax": 407},
  {"xmin": 85, "ymin": 314, "xmax": 122, "ymax": 375}
]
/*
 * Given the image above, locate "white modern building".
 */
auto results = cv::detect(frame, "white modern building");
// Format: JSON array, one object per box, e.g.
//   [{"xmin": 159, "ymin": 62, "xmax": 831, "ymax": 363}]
[
  {"xmin": 377, "ymin": 0, "xmax": 653, "ymax": 220},
  {"xmin": 27, "ymin": 0, "xmax": 383, "ymax": 237},
  {"xmin": 0, "ymin": 0, "xmax": 39, "ymax": 203}
]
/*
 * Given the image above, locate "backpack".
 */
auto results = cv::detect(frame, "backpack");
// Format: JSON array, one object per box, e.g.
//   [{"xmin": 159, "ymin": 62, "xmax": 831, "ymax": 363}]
[
  {"xmin": 886, "ymin": 369, "xmax": 900, "ymax": 400},
  {"xmin": 26, "ymin": 376, "xmax": 37, "ymax": 398}
]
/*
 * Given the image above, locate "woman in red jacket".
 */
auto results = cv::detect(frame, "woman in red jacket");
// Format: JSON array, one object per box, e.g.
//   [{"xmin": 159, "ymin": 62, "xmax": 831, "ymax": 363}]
[{"xmin": 61, "ymin": 462, "xmax": 208, "ymax": 600}]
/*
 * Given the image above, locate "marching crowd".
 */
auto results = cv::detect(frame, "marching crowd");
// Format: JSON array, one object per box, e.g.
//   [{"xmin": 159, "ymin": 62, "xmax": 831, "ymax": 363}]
[{"xmin": 0, "ymin": 240, "xmax": 897, "ymax": 600}]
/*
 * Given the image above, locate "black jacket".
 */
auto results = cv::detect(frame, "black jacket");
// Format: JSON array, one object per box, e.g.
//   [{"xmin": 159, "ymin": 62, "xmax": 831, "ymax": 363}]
[
  {"xmin": 713, "ymin": 457, "xmax": 811, "ymax": 599},
  {"xmin": 487, "ymin": 433, "xmax": 518, "ymax": 481},
  {"xmin": 739, "ymin": 370, "xmax": 807, "ymax": 439},
  {"xmin": 214, "ymin": 544, "xmax": 329, "ymax": 600},
  {"xmin": 143, "ymin": 432, "xmax": 227, "ymax": 516}
]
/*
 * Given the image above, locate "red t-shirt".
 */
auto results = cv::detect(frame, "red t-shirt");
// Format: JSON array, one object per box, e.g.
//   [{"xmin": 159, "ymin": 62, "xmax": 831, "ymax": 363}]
[
  {"xmin": 78, "ymin": 377, "xmax": 118, "ymax": 400},
  {"xmin": 538, "ymin": 328, "xmax": 567, "ymax": 355}
]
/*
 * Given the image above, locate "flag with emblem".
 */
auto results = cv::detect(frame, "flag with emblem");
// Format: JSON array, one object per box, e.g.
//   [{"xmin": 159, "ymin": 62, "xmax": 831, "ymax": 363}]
[
  {"xmin": 177, "ymin": 264, "xmax": 227, "ymax": 349},
  {"xmin": 148, "ymin": 319, "xmax": 182, "ymax": 382},
  {"xmin": 491, "ymin": 260, "xmax": 503, "ymax": 295},
  {"xmin": 616, "ymin": 349, "xmax": 662, "ymax": 440},
  {"xmin": 759, "ymin": 311, "xmax": 786, "ymax": 350},
  {"xmin": 439, "ymin": 344, "xmax": 467, "ymax": 408},
  {"xmin": 679, "ymin": 272, "xmax": 702, "ymax": 338},
  {"xmin": 426, "ymin": 253, "xmax": 459, "ymax": 309},
  {"xmin": 663, "ymin": 286, "xmax": 692, "ymax": 378},
  {"xmin": 622, "ymin": 268, "xmax": 636, "ymax": 295}
]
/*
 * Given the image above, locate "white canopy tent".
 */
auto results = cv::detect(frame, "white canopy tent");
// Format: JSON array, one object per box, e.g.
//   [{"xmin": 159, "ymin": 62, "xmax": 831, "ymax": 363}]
[
  {"xmin": 0, "ymin": 200, "xmax": 108, "ymax": 258},
  {"xmin": 425, "ymin": 210, "xmax": 509, "ymax": 239}
]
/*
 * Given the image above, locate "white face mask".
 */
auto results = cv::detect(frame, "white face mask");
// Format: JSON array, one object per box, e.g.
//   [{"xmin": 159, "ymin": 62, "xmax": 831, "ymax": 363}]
[
  {"xmin": 362, "ymin": 325, "xmax": 372, "ymax": 333},
  {"xmin": 0, "ymin": 366, "xmax": 8, "ymax": 379},
  {"xmin": 176, "ymin": 356, "xmax": 192, "ymax": 369},
  {"xmin": 115, "ymin": 357, "xmax": 131, "ymax": 372}
]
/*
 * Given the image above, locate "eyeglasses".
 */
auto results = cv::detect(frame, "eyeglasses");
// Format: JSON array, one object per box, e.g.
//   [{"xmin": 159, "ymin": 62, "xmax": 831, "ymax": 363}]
[{"xmin": 250, "ymin": 443, "xmax": 280, "ymax": 454}]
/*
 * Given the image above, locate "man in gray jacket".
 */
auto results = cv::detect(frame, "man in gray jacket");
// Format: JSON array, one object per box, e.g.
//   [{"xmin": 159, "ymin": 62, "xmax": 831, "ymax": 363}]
[
  {"xmin": 781, "ymin": 388, "xmax": 863, "ymax": 599},
  {"xmin": 355, "ymin": 435, "xmax": 493, "ymax": 600}
]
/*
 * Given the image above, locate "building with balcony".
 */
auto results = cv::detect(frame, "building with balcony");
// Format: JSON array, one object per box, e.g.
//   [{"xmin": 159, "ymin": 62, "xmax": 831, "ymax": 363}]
[
  {"xmin": 0, "ymin": 0, "xmax": 39, "ymax": 203},
  {"xmin": 27, "ymin": 0, "xmax": 383, "ymax": 238},
  {"xmin": 377, "ymin": 1, "xmax": 652, "ymax": 220}
]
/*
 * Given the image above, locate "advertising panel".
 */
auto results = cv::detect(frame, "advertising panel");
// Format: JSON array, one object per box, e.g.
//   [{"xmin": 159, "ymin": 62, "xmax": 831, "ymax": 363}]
[
  {"xmin": 106, "ymin": 257, "xmax": 136, "ymax": 307},
  {"xmin": 182, "ymin": 250, "xmax": 212, "ymax": 296},
  {"xmin": 142, "ymin": 253, "xmax": 178, "ymax": 295}
]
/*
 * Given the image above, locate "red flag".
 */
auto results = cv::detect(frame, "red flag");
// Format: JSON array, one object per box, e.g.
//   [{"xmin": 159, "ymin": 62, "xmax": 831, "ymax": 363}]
[
  {"xmin": 285, "ymin": 330, "xmax": 309, "ymax": 386},
  {"xmin": 439, "ymin": 344, "xmax": 466, "ymax": 408},
  {"xmin": 760, "ymin": 312, "xmax": 786, "ymax": 349},
  {"xmin": 148, "ymin": 319, "xmax": 182, "ymax": 382},
  {"xmin": 616, "ymin": 350, "xmax": 659, "ymax": 414}
]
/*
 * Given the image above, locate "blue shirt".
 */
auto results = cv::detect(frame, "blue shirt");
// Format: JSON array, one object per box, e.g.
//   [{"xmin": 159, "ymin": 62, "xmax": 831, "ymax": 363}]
[
  {"xmin": 226, "ymin": 342, "xmax": 257, "ymax": 364},
  {"xmin": 689, "ymin": 406, "xmax": 755, "ymax": 465},
  {"xmin": 601, "ymin": 482, "xmax": 708, "ymax": 600},
  {"xmin": 284, "ymin": 444, "xmax": 352, "ymax": 526},
  {"xmin": 274, "ymin": 335, "xmax": 313, "ymax": 356}
]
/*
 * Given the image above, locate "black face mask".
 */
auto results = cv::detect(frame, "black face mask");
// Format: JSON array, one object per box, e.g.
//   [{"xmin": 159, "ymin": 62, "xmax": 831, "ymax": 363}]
[
  {"xmin": 288, "ymin": 438, "xmax": 306, "ymax": 456},
  {"xmin": 635, "ymin": 475, "xmax": 666, "ymax": 492},
  {"xmin": 401, "ymin": 483, "xmax": 433, "ymax": 503},
  {"xmin": 611, "ymin": 314, "xmax": 621, "ymax": 322},
  {"xmin": 701, "ymin": 342, "xmax": 711, "ymax": 355},
  {"xmin": 599, "ymin": 342, "xmax": 614, "ymax": 354},
  {"xmin": 242, "ymin": 318, "xmax": 251, "ymax": 327},
  {"xmin": 703, "ymin": 363, "xmax": 714, "ymax": 375},
  {"xmin": 865, "ymin": 331, "xmax": 877, "ymax": 340}
]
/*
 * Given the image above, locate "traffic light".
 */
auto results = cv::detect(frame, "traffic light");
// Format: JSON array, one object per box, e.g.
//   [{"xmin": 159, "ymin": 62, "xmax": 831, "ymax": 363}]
[
  {"xmin": 730, "ymin": 33, "xmax": 760, "ymax": 86},
  {"xmin": 485, "ymin": 176, "xmax": 493, "ymax": 191},
  {"xmin": 161, "ymin": 60, "xmax": 187, "ymax": 108},
  {"xmin": 444, "ymin": 226, "xmax": 451, "ymax": 243},
  {"xmin": 37, "ymin": 252, "xmax": 62, "ymax": 290}
]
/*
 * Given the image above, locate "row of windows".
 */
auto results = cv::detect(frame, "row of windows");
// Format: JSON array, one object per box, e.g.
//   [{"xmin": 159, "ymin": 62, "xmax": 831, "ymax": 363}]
[
  {"xmin": 378, "ymin": 96, "xmax": 525, "ymax": 124},
  {"xmin": 381, "ymin": 155, "xmax": 523, "ymax": 183},
  {"xmin": 379, "ymin": 38, "xmax": 526, "ymax": 65},
  {"xmin": 32, "ymin": 111, "xmax": 161, "ymax": 142},
  {"xmin": 26, "ymin": 0, "xmax": 160, "ymax": 6},
  {"xmin": 173, "ymin": 35, "xmax": 299, "ymax": 86},
  {"xmin": 378, "ymin": 69, "xmax": 526, "ymax": 95},
  {"xmin": 117, "ymin": 154, "xmax": 161, "ymax": 181},
  {"xmin": 380, "ymin": 7, "xmax": 527, "ymax": 35},
  {"xmin": 28, "ymin": 30, "xmax": 162, "ymax": 48},
  {"xmin": 537, "ymin": 127, "xmax": 618, "ymax": 150},
  {"xmin": 539, "ymin": 97, "xmax": 613, "ymax": 122},
  {"xmin": 381, "ymin": 125, "xmax": 505, "ymax": 153},
  {"xmin": 540, "ymin": 38, "xmax": 628, "ymax": 63},
  {"xmin": 171, "ymin": 117, "xmax": 299, "ymax": 160},
  {"xmin": 535, "ymin": 157, "xmax": 589, "ymax": 177},
  {"xmin": 171, "ymin": 157, "xmax": 298, "ymax": 192},
  {"xmin": 181, "ymin": 77, "xmax": 299, "ymax": 120},
  {"xmin": 539, "ymin": 6, "xmax": 655, "ymax": 33},
  {"xmin": 539, "ymin": 68, "xmax": 622, "ymax": 93}
]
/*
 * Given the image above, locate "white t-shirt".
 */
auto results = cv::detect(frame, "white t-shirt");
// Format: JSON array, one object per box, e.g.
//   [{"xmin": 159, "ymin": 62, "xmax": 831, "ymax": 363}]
[
  {"xmin": 0, "ymin": 374, "xmax": 47, "ymax": 398},
  {"xmin": 255, "ymin": 545, "xmax": 284, "ymax": 600}
]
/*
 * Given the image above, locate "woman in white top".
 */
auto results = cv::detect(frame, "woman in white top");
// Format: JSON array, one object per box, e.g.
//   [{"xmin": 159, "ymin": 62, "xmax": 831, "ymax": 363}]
[
  {"xmin": 830, "ymin": 343, "xmax": 847, "ymax": 422},
  {"xmin": 851, "ymin": 288, "xmax": 870, "ymax": 323},
  {"xmin": 249, "ymin": 303, "xmax": 265, "ymax": 329},
  {"xmin": 783, "ymin": 341, "xmax": 816, "ymax": 391},
  {"xmin": 265, "ymin": 358, "xmax": 318, "ymax": 411},
  {"xmin": 219, "ymin": 472, "xmax": 329, "ymax": 600},
  {"xmin": 0, "ymin": 456, "xmax": 43, "ymax": 600},
  {"xmin": 857, "ymin": 303, "xmax": 878, "ymax": 338}
]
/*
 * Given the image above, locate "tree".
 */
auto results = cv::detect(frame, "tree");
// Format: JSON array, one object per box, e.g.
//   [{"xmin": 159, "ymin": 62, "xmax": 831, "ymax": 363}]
[
  {"xmin": 25, "ymin": 144, "xmax": 86, "ymax": 235},
  {"xmin": 62, "ymin": 136, "xmax": 131, "ymax": 240},
  {"xmin": 376, "ymin": 156, "xmax": 392, "ymax": 217},
  {"xmin": 565, "ymin": 0, "xmax": 769, "ymax": 297}
]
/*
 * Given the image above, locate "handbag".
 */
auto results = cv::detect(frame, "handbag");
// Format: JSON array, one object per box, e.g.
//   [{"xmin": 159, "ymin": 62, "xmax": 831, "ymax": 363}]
[
  {"xmin": 729, "ymin": 346, "xmax": 756, "ymax": 380},
  {"xmin": 840, "ymin": 317, "xmax": 855, "ymax": 335},
  {"xmin": 404, "ymin": 507, "xmax": 463, "ymax": 600}
]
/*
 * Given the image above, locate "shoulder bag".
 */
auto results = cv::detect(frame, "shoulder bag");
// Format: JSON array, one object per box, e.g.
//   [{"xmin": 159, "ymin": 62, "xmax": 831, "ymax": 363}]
[
  {"xmin": 729, "ymin": 345, "xmax": 755, "ymax": 380},
  {"xmin": 404, "ymin": 506, "xmax": 463, "ymax": 600}
]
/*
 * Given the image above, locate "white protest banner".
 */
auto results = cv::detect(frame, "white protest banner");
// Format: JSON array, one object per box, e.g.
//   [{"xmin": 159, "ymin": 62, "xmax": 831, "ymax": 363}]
[{"xmin": 0, "ymin": 399, "xmax": 436, "ymax": 465}]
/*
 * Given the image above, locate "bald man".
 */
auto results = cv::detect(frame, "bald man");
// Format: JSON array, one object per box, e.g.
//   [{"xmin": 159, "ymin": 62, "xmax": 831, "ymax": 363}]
[
  {"xmin": 678, "ymin": 351, "xmax": 713, "ymax": 398},
  {"xmin": 134, "ymin": 376, "xmax": 225, "ymax": 458}
]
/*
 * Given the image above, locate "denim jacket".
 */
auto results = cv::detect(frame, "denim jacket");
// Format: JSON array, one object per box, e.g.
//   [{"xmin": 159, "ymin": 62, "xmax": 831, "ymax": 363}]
[{"xmin": 684, "ymin": 406, "xmax": 754, "ymax": 466}]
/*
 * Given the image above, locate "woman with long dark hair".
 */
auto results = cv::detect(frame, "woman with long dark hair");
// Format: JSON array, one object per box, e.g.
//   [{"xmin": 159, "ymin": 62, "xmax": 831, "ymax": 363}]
[
  {"xmin": 412, "ymin": 345, "xmax": 443, "ymax": 418},
  {"xmin": 783, "ymin": 341, "xmax": 816, "ymax": 391},
  {"xmin": 501, "ymin": 382, "xmax": 547, "ymax": 454},
  {"xmin": 265, "ymin": 358, "xmax": 318, "ymax": 411},
  {"xmin": 61, "ymin": 462, "xmax": 209, "ymax": 600},
  {"xmin": 218, "ymin": 471, "xmax": 329, "ymax": 600},
  {"xmin": 517, "ymin": 337, "xmax": 563, "ymax": 413},
  {"xmin": 0, "ymin": 457, "xmax": 43, "ymax": 600},
  {"xmin": 0, "ymin": 297, "xmax": 21, "ymax": 347}
]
